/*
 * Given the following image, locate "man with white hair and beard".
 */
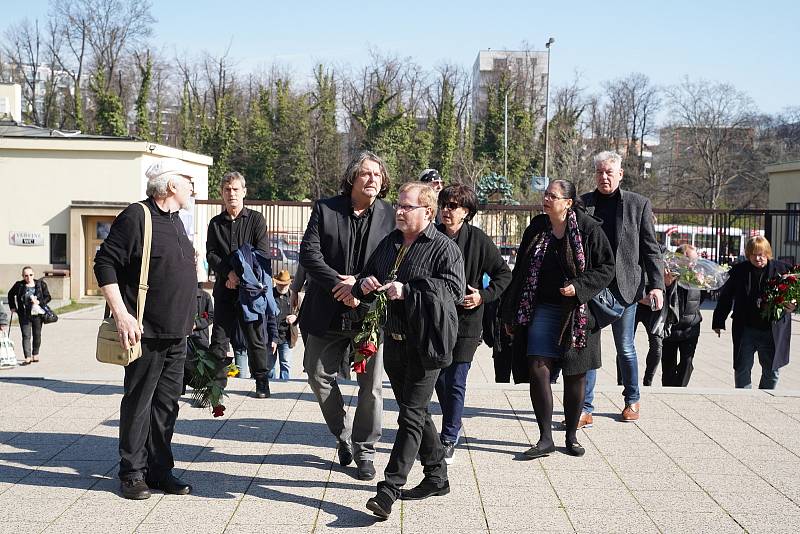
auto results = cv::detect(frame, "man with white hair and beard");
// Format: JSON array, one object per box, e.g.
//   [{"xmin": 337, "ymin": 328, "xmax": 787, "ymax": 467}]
[{"xmin": 94, "ymin": 158, "xmax": 198, "ymax": 500}]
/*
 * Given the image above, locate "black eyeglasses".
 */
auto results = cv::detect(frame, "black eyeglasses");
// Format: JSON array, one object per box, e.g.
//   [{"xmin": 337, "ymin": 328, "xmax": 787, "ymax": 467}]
[{"xmin": 441, "ymin": 202, "xmax": 460, "ymax": 210}]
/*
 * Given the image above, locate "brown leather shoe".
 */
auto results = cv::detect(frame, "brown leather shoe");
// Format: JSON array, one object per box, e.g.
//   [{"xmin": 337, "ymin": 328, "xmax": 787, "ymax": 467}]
[
  {"xmin": 577, "ymin": 412, "xmax": 593, "ymax": 429},
  {"xmin": 621, "ymin": 402, "xmax": 640, "ymax": 422}
]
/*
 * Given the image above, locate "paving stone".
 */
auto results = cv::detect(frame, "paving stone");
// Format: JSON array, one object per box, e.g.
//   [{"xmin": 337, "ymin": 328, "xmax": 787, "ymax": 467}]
[
  {"xmin": 730, "ymin": 512, "xmax": 800, "ymax": 534},
  {"xmin": 633, "ymin": 490, "xmax": 722, "ymax": 512},
  {"xmin": 648, "ymin": 511, "xmax": 744, "ymax": 533},
  {"xmin": 567, "ymin": 508, "xmax": 659, "ymax": 533},
  {"xmin": 400, "ymin": 503, "xmax": 487, "ymax": 532}
]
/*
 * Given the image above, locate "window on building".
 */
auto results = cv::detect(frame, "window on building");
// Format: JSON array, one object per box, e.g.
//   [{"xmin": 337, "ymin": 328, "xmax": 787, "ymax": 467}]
[
  {"xmin": 788, "ymin": 203, "xmax": 800, "ymax": 242},
  {"xmin": 50, "ymin": 233, "xmax": 67, "ymax": 265}
]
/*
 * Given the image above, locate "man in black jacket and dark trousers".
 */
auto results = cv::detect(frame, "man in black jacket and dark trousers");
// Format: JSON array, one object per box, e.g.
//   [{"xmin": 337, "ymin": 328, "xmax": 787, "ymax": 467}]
[
  {"xmin": 206, "ymin": 171, "xmax": 273, "ymax": 398},
  {"xmin": 299, "ymin": 151, "xmax": 396, "ymax": 482},
  {"xmin": 354, "ymin": 182, "xmax": 465, "ymax": 519},
  {"xmin": 94, "ymin": 158, "xmax": 197, "ymax": 500}
]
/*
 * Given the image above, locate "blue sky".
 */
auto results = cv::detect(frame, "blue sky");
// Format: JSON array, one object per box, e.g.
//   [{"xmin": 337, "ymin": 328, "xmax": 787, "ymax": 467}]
[{"xmin": 5, "ymin": 1, "xmax": 797, "ymax": 115}]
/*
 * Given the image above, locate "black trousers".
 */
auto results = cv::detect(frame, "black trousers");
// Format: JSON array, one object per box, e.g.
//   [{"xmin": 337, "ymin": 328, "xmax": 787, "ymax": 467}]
[
  {"xmin": 378, "ymin": 338, "xmax": 447, "ymax": 502},
  {"xmin": 209, "ymin": 298, "xmax": 269, "ymax": 382},
  {"xmin": 119, "ymin": 338, "xmax": 185, "ymax": 482},
  {"xmin": 19, "ymin": 315, "xmax": 43, "ymax": 358},
  {"xmin": 636, "ymin": 304, "xmax": 663, "ymax": 384},
  {"xmin": 661, "ymin": 336, "xmax": 698, "ymax": 387}
]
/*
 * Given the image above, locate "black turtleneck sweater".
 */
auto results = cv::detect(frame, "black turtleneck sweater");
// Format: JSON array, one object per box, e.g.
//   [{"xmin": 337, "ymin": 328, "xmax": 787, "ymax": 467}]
[
  {"xmin": 94, "ymin": 197, "xmax": 197, "ymax": 339},
  {"xmin": 594, "ymin": 189, "xmax": 621, "ymax": 253}
]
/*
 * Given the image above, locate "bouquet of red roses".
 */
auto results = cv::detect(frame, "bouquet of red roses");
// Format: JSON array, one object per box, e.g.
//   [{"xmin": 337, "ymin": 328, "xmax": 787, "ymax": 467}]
[
  {"xmin": 762, "ymin": 265, "xmax": 800, "ymax": 322},
  {"xmin": 352, "ymin": 290, "xmax": 388, "ymax": 374}
]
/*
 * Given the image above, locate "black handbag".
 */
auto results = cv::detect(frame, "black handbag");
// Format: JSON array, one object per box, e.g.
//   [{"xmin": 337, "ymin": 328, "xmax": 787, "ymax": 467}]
[
  {"xmin": 589, "ymin": 287, "xmax": 624, "ymax": 329},
  {"xmin": 42, "ymin": 304, "xmax": 58, "ymax": 324}
]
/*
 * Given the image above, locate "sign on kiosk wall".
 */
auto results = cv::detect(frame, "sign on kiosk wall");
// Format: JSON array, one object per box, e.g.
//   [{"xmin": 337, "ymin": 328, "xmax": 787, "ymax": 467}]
[{"xmin": 9, "ymin": 231, "xmax": 45, "ymax": 246}]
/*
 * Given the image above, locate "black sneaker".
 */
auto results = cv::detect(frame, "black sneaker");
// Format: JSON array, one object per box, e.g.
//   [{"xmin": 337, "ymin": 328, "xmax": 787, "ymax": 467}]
[
  {"xmin": 400, "ymin": 479, "xmax": 450, "ymax": 500},
  {"xmin": 337, "ymin": 440, "xmax": 353, "ymax": 467},
  {"xmin": 254, "ymin": 377, "xmax": 271, "ymax": 398},
  {"xmin": 442, "ymin": 441, "xmax": 456, "ymax": 465},
  {"xmin": 356, "ymin": 460, "xmax": 376, "ymax": 481},
  {"xmin": 147, "ymin": 474, "xmax": 192, "ymax": 495},
  {"xmin": 121, "ymin": 477, "xmax": 150, "ymax": 500},
  {"xmin": 366, "ymin": 492, "xmax": 393, "ymax": 519}
]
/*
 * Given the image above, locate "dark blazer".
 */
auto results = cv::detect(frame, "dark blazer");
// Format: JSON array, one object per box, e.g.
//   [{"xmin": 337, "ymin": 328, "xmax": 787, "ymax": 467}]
[
  {"xmin": 712, "ymin": 259, "xmax": 792, "ymax": 370},
  {"xmin": 299, "ymin": 195, "xmax": 395, "ymax": 336},
  {"xmin": 581, "ymin": 189, "xmax": 664, "ymax": 305},
  {"xmin": 501, "ymin": 209, "xmax": 615, "ymax": 378},
  {"xmin": 404, "ymin": 278, "xmax": 459, "ymax": 370},
  {"xmin": 436, "ymin": 223, "xmax": 512, "ymax": 346},
  {"xmin": 8, "ymin": 279, "xmax": 51, "ymax": 321}
]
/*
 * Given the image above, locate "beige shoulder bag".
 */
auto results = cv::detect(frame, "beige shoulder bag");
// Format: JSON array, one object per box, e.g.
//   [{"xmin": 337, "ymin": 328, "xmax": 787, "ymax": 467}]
[{"xmin": 96, "ymin": 202, "xmax": 152, "ymax": 366}]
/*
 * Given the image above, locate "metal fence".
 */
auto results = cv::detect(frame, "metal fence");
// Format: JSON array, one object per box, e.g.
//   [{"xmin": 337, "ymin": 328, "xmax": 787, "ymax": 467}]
[
  {"xmin": 195, "ymin": 200, "xmax": 313, "ymax": 276},
  {"xmin": 194, "ymin": 200, "xmax": 800, "ymax": 274}
]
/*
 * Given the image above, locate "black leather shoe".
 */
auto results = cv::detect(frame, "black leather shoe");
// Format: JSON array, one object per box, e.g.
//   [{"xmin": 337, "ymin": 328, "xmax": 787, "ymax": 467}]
[
  {"xmin": 356, "ymin": 460, "xmax": 376, "ymax": 481},
  {"xmin": 121, "ymin": 477, "xmax": 150, "ymax": 500},
  {"xmin": 566, "ymin": 441, "xmax": 586, "ymax": 457},
  {"xmin": 254, "ymin": 378, "xmax": 271, "ymax": 399},
  {"xmin": 523, "ymin": 443, "xmax": 556, "ymax": 459},
  {"xmin": 147, "ymin": 474, "xmax": 192, "ymax": 495},
  {"xmin": 337, "ymin": 440, "xmax": 353, "ymax": 466},
  {"xmin": 400, "ymin": 479, "xmax": 450, "ymax": 501},
  {"xmin": 366, "ymin": 492, "xmax": 393, "ymax": 519}
]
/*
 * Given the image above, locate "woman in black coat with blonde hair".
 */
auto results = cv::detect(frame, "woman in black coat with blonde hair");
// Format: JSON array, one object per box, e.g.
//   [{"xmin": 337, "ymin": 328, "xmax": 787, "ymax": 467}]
[
  {"xmin": 8, "ymin": 266, "xmax": 51, "ymax": 364},
  {"xmin": 502, "ymin": 180, "xmax": 614, "ymax": 458}
]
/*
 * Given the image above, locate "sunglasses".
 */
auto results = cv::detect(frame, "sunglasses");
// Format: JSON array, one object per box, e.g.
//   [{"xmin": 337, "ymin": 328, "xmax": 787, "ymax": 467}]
[{"xmin": 441, "ymin": 202, "xmax": 461, "ymax": 210}]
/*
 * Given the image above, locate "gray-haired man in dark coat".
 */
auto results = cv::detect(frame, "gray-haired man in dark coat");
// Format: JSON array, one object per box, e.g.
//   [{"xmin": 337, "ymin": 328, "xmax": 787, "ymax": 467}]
[{"xmin": 580, "ymin": 151, "xmax": 665, "ymax": 425}]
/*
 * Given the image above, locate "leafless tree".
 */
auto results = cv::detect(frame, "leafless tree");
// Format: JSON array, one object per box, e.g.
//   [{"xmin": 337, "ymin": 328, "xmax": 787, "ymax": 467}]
[{"xmin": 661, "ymin": 77, "xmax": 758, "ymax": 210}]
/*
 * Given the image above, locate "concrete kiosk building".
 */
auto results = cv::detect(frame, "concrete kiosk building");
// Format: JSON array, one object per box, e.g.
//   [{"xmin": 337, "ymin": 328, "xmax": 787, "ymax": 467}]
[{"xmin": 0, "ymin": 83, "xmax": 212, "ymax": 303}]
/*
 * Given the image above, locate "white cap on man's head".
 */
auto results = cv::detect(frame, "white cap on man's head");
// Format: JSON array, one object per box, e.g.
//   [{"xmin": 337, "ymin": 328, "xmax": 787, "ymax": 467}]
[
  {"xmin": 145, "ymin": 158, "xmax": 195, "ymax": 181},
  {"xmin": 418, "ymin": 168, "xmax": 442, "ymax": 183}
]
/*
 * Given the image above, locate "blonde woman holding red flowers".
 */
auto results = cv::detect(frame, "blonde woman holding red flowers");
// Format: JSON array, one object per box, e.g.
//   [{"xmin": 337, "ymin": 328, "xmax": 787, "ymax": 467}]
[{"xmin": 713, "ymin": 236, "xmax": 794, "ymax": 389}]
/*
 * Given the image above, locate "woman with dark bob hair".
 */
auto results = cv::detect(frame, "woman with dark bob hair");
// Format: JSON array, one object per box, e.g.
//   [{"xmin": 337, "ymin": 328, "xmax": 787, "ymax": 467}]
[
  {"xmin": 501, "ymin": 179, "xmax": 614, "ymax": 458},
  {"xmin": 433, "ymin": 183, "xmax": 512, "ymax": 464}
]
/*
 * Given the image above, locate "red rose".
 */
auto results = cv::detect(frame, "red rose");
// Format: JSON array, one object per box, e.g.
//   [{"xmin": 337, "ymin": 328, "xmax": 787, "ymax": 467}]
[
  {"xmin": 778, "ymin": 284, "xmax": 789, "ymax": 292},
  {"xmin": 201, "ymin": 311, "xmax": 209, "ymax": 319},
  {"xmin": 357, "ymin": 341, "xmax": 378, "ymax": 357},
  {"xmin": 787, "ymin": 275, "xmax": 798, "ymax": 283},
  {"xmin": 212, "ymin": 405, "xmax": 225, "ymax": 417},
  {"xmin": 353, "ymin": 359, "xmax": 367, "ymax": 374},
  {"xmin": 775, "ymin": 296, "xmax": 785, "ymax": 304}
]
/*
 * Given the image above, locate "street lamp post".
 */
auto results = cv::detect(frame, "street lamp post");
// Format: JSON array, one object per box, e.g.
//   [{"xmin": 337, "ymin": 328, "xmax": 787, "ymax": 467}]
[{"xmin": 543, "ymin": 37, "xmax": 555, "ymax": 182}]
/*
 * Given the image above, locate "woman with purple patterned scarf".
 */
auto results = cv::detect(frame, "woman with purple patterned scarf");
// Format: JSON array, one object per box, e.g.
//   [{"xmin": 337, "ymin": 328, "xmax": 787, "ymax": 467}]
[{"xmin": 501, "ymin": 180, "xmax": 615, "ymax": 458}]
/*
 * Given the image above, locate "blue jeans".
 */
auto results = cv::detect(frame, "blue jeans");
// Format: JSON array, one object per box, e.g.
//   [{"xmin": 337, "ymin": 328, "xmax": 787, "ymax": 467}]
[
  {"xmin": 269, "ymin": 342, "xmax": 291, "ymax": 380},
  {"xmin": 234, "ymin": 350, "xmax": 251, "ymax": 379},
  {"xmin": 584, "ymin": 302, "xmax": 640, "ymax": 414},
  {"xmin": 435, "ymin": 361, "xmax": 472, "ymax": 444},
  {"xmin": 735, "ymin": 327, "xmax": 779, "ymax": 389}
]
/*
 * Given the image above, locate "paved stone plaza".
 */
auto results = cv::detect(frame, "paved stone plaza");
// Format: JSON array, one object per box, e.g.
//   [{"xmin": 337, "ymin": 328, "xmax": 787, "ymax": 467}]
[{"xmin": 0, "ymin": 305, "xmax": 799, "ymax": 533}]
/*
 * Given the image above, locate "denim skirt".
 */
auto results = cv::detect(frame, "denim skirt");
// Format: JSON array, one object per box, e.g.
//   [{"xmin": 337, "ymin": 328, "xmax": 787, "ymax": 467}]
[{"xmin": 526, "ymin": 303, "xmax": 563, "ymax": 358}]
